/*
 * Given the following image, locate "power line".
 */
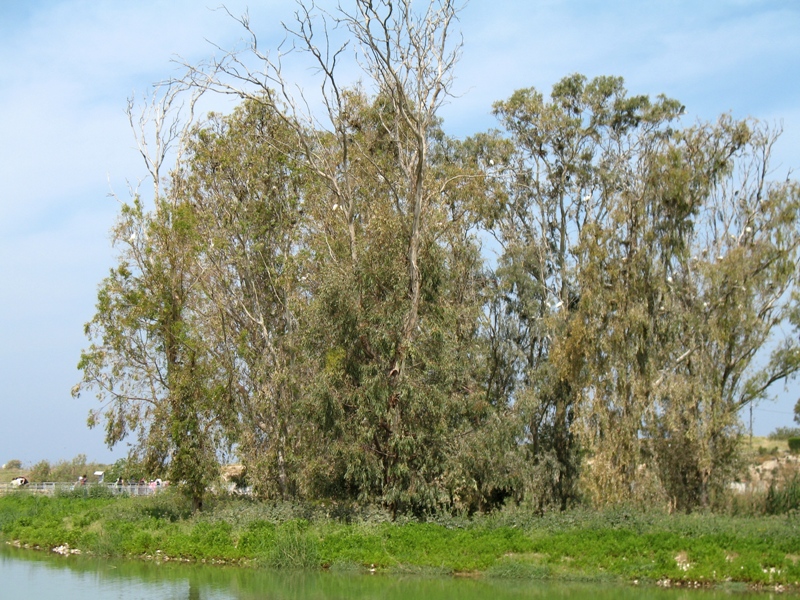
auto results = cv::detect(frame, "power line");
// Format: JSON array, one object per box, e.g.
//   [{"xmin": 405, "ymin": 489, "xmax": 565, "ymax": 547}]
[{"xmin": 751, "ymin": 406, "xmax": 795, "ymax": 415}]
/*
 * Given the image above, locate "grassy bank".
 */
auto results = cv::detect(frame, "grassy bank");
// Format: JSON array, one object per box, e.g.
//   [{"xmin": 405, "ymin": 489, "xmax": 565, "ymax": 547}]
[{"xmin": 2, "ymin": 490, "xmax": 800, "ymax": 591}]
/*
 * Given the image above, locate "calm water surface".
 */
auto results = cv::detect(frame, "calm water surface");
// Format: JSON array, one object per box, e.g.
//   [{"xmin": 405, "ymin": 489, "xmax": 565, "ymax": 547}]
[{"xmin": 0, "ymin": 544, "xmax": 771, "ymax": 600}]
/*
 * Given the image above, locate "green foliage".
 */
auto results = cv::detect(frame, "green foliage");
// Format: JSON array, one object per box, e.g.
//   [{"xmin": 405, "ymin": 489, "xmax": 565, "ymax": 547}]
[
  {"xmin": 55, "ymin": 485, "xmax": 116, "ymax": 500},
  {"xmin": 25, "ymin": 454, "xmax": 108, "ymax": 484},
  {"xmin": 159, "ymin": 521, "xmax": 238, "ymax": 560},
  {"xmin": 75, "ymin": 191, "xmax": 230, "ymax": 511},
  {"xmin": 4, "ymin": 459, "xmax": 22, "ymax": 470},
  {"xmin": 3, "ymin": 495, "xmax": 800, "ymax": 585},
  {"xmin": 237, "ymin": 520, "xmax": 277, "ymax": 556},
  {"xmin": 317, "ymin": 521, "xmax": 536, "ymax": 572},
  {"xmin": 183, "ymin": 99, "xmax": 306, "ymax": 502},
  {"xmin": 27, "ymin": 460, "xmax": 50, "ymax": 482},
  {"xmin": 74, "ymin": 0, "xmax": 800, "ymax": 515},
  {"xmin": 479, "ymin": 73, "xmax": 800, "ymax": 512},
  {"xmin": 765, "ymin": 476, "xmax": 800, "ymax": 515},
  {"xmin": 103, "ymin": 457, "xmax": 148, "ymax": 484},
  {"xmin": 768, "ymin": 427, "xmax": 800, "ymax": 440},
  {"xmin": 789, "ymin": 438, "xmax": 800, "ymax": 454},
  {"xmin": 266, "ymin": 520, "xmax": 319, "ymax": 569}
]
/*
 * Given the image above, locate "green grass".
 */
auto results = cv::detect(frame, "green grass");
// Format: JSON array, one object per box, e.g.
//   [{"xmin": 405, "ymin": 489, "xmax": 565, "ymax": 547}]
[
  {"xmin": 746, "ymin": 435, "xmax": 789, "ymax": 453},
  {"xmin": 2, "ymin": 492, "xmax": 800, "ymax": 589},
  {"xmin": 317, "ymin": 521, "xmax": 535, "ymax": 572}
]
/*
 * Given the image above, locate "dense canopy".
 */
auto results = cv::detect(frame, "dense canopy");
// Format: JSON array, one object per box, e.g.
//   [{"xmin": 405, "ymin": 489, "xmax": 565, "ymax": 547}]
[{"xmin": 74, "ymin": 0, "xmax": 800, "ymax": 514}]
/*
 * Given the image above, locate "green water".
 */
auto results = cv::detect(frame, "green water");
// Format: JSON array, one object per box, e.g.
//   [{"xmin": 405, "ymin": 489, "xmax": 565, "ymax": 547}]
[{"xmin": 0, "ymin": 544, "xmax": 772, "ymax": 599}]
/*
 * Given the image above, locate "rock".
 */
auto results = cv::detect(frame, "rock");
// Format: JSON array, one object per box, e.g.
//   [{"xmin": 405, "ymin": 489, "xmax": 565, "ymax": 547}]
[
  {"xmin": 52, "ymin": 543, "xmax": 81, "ymax": 556},
  {"xmin": 760, "ymin": 459, "xmax": 780, "ymax": 473}
]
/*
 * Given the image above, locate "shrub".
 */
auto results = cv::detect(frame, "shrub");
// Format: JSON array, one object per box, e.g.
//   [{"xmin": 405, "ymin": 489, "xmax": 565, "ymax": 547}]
[
  {"xmin": 138, "ymin": 492, "xmax": 192, "ymax": 522},
  {"xmin": 237, "ymin": 520, "xmax": 277, "ymax": 555},
  {"xmin": 765, "ymin": 476, "xmax": 800, "ymax": 515},
  {"xmin": 788, "ymin": 438, "xmax": 800, "ymax": 454},
  {"xmin": 267, "ymin": 519, "xmax": 319, "ymax": 569},
  {"xmin": 4, "ymin": 459, "xmax": 22, "ymax": 470},
  {"xmin": 55, "ymin": 484, "xmax": 116, "ymax": 500},
  {"xmin": 28, "ymin": 460, "xmax": 51, "ymax": 482},
  {"xmin": 187, "ymin": 521, "xmax": 237, "ymax": 559},
  {"xmin": 27, "ymin": 455, "xmax": 111, "ymax": 483},
  {"xmin": 769, "ymin": 427, "xmax": 800, "ymax": 441}
]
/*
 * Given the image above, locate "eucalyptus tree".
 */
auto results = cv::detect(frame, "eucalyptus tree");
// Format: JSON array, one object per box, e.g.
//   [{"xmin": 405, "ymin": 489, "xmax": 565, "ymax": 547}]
[
  {"xmin": 642, "ymin": 118, "xmax": 800, "ymax": 509},
  {"xmin": 74, "ymin": 85, "xmax": 226, "ymax": 511},
  {"xmin": 175, "ymin": 0, "xmax": 488, "ymax": 513},
  {"xmin": 571, "ymin": 114, "xmax": 800, "ymax": 510},
  {"xmin": 478, "ymin": 75, "xmax": 681, "ymax": 508},
  {"xmin": 482, "ymin": 74, "xmax": 800, "ymax": 510},
  {"xmin": 182, "ymin": 99, "xmax": 308, "ymax": 498},
  {"xmin": 74, "ymin": 197, "xmax": 224, "ymax": 512},
  {"xmin": 295, "ymin": 96, "xmax": 489, "ymax": 512},
  {"xmin": 178, "ymin": 0, "xmax": 465, "ymax": 378}
]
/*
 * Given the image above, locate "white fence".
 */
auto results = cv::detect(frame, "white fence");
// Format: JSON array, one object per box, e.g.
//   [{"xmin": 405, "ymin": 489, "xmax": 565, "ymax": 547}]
[{"xmin": 0, "ymin": 482, "xmax": 168, "ymax": 497}]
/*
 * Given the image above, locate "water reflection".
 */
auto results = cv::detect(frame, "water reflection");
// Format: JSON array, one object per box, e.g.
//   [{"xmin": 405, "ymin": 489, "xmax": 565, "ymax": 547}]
[{"xmin": 0, "ymin": 544, "xmax": 767, "ymax": 600}]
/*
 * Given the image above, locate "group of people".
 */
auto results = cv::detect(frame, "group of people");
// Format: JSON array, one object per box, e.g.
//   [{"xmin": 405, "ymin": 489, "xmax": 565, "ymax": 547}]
[{"xmin": 6, "ymin": 474, "xmax": 168, "ymax": 489}]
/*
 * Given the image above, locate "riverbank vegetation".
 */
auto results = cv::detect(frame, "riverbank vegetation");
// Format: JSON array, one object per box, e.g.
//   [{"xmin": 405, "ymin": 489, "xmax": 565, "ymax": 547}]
[
  {"xmin": 7, "ymin": 1, "xmax": 799, "ymax": 593},
  {"xmin": 69, "ymin": 0, "xmax": 800, "ymax": 518},
  {"xmin": 2, "ymin": 491, "xmax": 800, "ymax": 590}
]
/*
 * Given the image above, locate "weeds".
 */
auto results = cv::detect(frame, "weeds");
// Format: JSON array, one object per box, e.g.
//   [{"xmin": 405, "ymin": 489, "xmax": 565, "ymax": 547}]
[
  {"xmin": 2, "ymin": 493, "xmax": 800, "ymax": 587},
  {"xmin": 266, "ymin": 520, "xmax": 319, "ymax": 569},
  {"xmin": 766, "ymin": 476, "xmax": 800, "ymax": 515}
]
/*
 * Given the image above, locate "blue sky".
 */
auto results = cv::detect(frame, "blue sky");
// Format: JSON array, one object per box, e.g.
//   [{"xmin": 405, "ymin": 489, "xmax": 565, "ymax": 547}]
[{"xmin": 1, "ymin": 1, "xmax": 799, "ymax": 465}]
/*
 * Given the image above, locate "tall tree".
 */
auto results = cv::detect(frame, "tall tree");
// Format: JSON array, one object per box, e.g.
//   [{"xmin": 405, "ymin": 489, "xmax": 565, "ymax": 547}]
[
  {"xmin": 182, "ymin": 99, "xmax": 307, "ymax": 499},
  {"xmin": 297, "ymin": 96, "xmax": 488, "ymax": 512},
  {"xmin": 644, "ymin": 118, "xmax": 800, "ymax": 509},
  {"xmin": 477, "ymin": 75, "xmax": 679, "ymax": 508},
  {"xmin": 177, "ymin": 0, "xmax": 486, "ymax": 513},
  {"xmin": 74, "ymin": 86, "xmax": 225, "ymax": 511},
  {"xmin": 481, "ymin": 75, "xmax": 800, "ymax": 510},
  {"xmin": 573, "ymin": 114, "xmax": 800, "ymax": 509}
]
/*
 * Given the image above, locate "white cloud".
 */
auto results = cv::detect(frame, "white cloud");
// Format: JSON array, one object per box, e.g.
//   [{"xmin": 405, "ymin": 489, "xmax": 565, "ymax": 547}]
[
  {"xmin": 1, "ymin": 0, "xmax": 798, "ymax": 464},
  {"xmin": 442, "ymin": 0, "xmax": 800, "ymax": 148},
  {"xmin": 0, "ymin": 0, "xmax": 293, "ymax": 462}
]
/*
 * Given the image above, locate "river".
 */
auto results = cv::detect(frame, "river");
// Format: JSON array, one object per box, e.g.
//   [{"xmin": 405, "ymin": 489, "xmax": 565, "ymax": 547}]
[{"xmin": 0, "ymin": 544, "xmax": 772, "ymax": 599}]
